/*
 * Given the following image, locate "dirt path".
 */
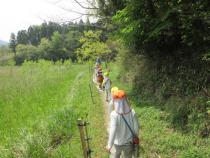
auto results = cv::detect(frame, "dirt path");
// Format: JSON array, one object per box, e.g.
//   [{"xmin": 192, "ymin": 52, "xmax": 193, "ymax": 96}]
[
  {"xmin": 101, "ymin": 92, "xmax": 110, "ymax": 132},
  {"xmin": 92, "ymin": 76, "xmax": 110, "ymax": 130},
  {"xmin": 100, "ymin": 92, "xmax": 119, "ymax": 158},
  {"xmin": 92, "ymin": 69, "xmax": 117, "ymax": 157}
]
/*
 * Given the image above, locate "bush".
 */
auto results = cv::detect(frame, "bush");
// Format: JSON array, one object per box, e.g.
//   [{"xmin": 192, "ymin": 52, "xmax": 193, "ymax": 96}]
[
  {"xmin": 116, "ymin": 49, "xmax": 210, "ymax": 135},
  {"xmin": 15, "ymin": 44, "xmax": 40, "ymax": 65}
]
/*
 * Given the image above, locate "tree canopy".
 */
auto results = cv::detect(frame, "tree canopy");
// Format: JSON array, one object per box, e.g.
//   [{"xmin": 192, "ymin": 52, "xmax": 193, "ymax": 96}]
[{"xmin": 76, "ymin": 30, "xmax": 112, "ymax": 62}]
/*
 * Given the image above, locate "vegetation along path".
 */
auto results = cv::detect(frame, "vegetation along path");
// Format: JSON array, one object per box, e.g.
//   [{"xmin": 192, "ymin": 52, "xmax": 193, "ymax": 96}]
[{"xmin": 0, "ymin": 62, "xmax": 108, "ymax": 158}]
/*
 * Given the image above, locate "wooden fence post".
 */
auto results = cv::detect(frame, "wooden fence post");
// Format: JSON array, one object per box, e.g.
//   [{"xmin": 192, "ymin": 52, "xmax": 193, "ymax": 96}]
[
  {"xmin": 84, "ymin": 121, "xmax": 92, "ymax": 158},
  {"xmin": 78, "ymin": 119, "xmax": 88, "ymax": 158}
]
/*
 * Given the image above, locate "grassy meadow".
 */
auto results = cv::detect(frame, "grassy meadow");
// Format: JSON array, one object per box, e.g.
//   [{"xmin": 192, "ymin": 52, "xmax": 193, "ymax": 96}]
[{"xmin": 0, "ymin": 61, "xmax": 108, "ymax": 158}]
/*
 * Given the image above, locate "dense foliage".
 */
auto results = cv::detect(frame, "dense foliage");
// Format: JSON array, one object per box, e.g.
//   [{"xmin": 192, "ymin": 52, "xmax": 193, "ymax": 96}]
[
  {"xmin": 76, "ymin": 30, "xmax": 116, "ymax": 62},
  {"xmin": 7, "ymin": 21, "xmax": 115, "ymax": 65},
  {"xmin": 95, "ymin": 0, "xmax": 210, "ymax": 135}
]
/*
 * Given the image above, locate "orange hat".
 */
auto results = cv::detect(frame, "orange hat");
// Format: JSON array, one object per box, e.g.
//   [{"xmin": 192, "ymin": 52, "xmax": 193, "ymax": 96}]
[{"xmin": 113, "ymin": 90, "xmax": 126, "ymax": 99}]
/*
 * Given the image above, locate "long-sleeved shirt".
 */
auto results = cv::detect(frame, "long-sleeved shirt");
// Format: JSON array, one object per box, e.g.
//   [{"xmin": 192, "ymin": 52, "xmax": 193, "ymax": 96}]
[
  {"xmin": 103, "ymin": 77, "xmax": 111, "ymax": 90},
  {"xmin": 108, "ymin": 99, "xmax": 114, "ymax": 116},
  {"xmin": 107, "ymin": 109, "xmax": 140, "ymax": 149}
]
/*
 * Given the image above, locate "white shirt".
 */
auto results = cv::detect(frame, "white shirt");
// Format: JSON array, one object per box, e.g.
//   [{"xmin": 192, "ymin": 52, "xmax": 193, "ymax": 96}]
[
  {"xmin": 108, "ymin": 99, "xmax": 114, "ymax": 116},
  {"xmin": 103, "ymin": 77, "xmax": 111, "ymax": 90},
  {"xmin": 107, "ymin": 109, "xmax": 140, "ymax": 148}
]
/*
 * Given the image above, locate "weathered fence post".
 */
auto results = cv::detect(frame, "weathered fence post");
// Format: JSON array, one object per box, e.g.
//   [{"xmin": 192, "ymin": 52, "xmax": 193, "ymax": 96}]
[
  {"xmin": 84, "ymin": 121, "xmax": 92, "ymax": 158},
  {"xmin": 78, "ymin": 119, "xmax": 88, "ymax": 158}
]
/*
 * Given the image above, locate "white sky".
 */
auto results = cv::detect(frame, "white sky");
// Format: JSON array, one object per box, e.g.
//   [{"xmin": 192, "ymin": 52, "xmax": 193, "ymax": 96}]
[{"xmin": 0, "ymin": 0, "xmax": 90, "ymax": 41}]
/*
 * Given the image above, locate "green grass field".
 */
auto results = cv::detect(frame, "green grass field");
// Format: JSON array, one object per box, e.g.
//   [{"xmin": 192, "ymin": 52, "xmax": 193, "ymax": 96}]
[{"xmin": 0, "ymin": 61, "xmax": 108, "ymax": 158}]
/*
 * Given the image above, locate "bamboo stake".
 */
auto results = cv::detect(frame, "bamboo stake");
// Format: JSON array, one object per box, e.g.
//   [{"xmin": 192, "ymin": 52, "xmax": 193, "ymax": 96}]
[
  {"xmin": 78, "ymin": 119, "xmax": 88, "ymax": 158},
  {"xmin": 84, "ymin": 121, "xmax": 92, "ymax": 158}
]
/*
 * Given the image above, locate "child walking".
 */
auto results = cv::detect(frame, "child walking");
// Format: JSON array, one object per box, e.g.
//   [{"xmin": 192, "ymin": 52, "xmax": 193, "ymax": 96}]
[{"xmin": 102, "ymin": 72, "xmax": 111, "ymax": 102}]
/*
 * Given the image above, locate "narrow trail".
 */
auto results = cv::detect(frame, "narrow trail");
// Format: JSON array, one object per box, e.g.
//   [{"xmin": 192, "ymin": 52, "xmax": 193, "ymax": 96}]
[
  {"xmin": 100, "ymin": 92, "xmax": 110, "ymax": 133},
  {"xmin": 92, "ymin": 73, "xmax": 109, "ymax": 129},
  {"xmin": 65, "ymin": 72, "xmax": 84, "ymax": 106},
  {"xmin": 92, "ymin": 68, "xmax": 118, "ymax": 157},
  {"xmin": 100, "ymin": 92, "xmax": 118, "ymax": 158},
  {"xmin": 92, "ymin": 78, "xmax": 110, "ymax": 131},
  {"xmin": 92, "ymin": 75, "xmax": 113, "ymax": 157}
]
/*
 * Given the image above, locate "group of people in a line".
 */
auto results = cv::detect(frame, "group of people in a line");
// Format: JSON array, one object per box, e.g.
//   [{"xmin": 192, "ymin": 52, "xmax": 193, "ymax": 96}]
[{"xmin": 93, "ymin": 58, "xmax": 140, "ymax": 158}]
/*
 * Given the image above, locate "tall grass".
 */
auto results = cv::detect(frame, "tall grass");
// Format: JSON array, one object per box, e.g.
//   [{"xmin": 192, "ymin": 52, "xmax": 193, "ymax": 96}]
[
  {"xmin": 0, "ymin": 60, "xmax": 78, "ymax": 156},
  {"xmin": 0, "ymin": 60, "xmax": 108, "ymax": 158}
]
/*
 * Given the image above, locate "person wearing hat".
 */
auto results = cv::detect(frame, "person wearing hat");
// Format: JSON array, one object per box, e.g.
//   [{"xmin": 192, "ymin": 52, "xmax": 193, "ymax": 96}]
[
  {"xmin": 96, "ymin": 67, "xmax": 103, "ymax": 90},
  {"xmin": 102, "ymin": 72, "xmax": 112, "ymax": 102},
  {"xmin": 106, "ymin": 90, "xmax": 140, "ymax": 158},
  {"xmin": 108, "ymin": 87, "xmax": 119, "ymax": 116},
  {"xmin": 107, "ymin": 87, "xmax": 119, "ymax": 133},
  {"xmin": 94, "ymin": 62, "xmax": 102, "ymax": 83}
]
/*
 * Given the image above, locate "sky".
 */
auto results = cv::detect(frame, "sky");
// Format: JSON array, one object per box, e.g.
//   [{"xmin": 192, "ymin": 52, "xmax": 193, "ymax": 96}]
[{"xmin": 0, "ymin": 0, "xmax": 89, "ymax": 42}]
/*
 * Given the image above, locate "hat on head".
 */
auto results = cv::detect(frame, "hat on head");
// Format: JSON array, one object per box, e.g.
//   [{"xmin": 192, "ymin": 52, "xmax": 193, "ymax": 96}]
[
  {"xmin": 113, "ymin": 90, "xmax": 131, "ymax": 114},
  {"xmin": 113, "ymin": 90, "xmax": 126, "ymax": 99},
  {"xmin": 111, "ymin": 87, "xmax": 118, "ymax": 94},
  {"xmin": 104, "ymin": 72, "xmax": 109, "ymax": 77}
]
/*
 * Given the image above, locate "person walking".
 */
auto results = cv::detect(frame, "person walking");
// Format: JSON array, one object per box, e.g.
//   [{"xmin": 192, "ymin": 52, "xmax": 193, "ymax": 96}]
[
  {"xmin": 94, "ymin": 61, "xmax": 102, "ymax": 83},
  {"xmin": 96, "ymin": 67, "xmax": 104, "ymax": 90},
  {"xmin": 108, "ymin": 87, "xmax": 119, "ymax": 116},
  {"xmin": 107, "ymin": 87, "xmax": 119, "ymax": 133},
  {"xmin": 102, "ymin": 72, "xmax": 112, "ymax": 102},
  {"xmin": 106, "ymin": 90, "xmax": 140, "ymax": 158}
]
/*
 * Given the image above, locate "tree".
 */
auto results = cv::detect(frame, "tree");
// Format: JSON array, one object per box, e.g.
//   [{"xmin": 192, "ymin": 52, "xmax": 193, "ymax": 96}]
[
  {"xmin": 40, "ymin": 22, "xmax": 50, "ymax": 39},
  {"xmin": 9, "ymin": 33, "xmax": 17, "ymax": 57},
  {"xmin": 47, "ymin": 22, "xmax": 62, "ymax": 39},
  {"xmin": 28, "ymin": 26, "xmax": 41, "ymax": 46},
  {"xmin": 38, "ymin": 38, "xmax": 52, "ymax": 59},
  {"xmin": 64, "ymin": 30, "xmax": 82, "ymax": 61},
  {"xmin": 17, "ymin": 30, "xmax": 28, "ymax": 44},
  {"xmin": 85, "ymin": 17, "xmax": 91, "ymax": 31},
  {"xmin": 78, "ymin": 19, "xmax": 85, "ymax": 32},
  {"xmin": 75, "ymin": 30, "xmax": 112, "ymax": 62},
  {"xmin": 50, "ymin": 31, "xmax": 67, "ymax": 62},
  {"xmin": 15, "ymin": 44, "xmax": 39, "ymax": 65},
  {"xmin": 102, "ymin": 0, "xmax": 210, "ymax": 132},
  {"xmin": 97, "ymin": 0, "xmax": 126, "ymax": 16}
]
